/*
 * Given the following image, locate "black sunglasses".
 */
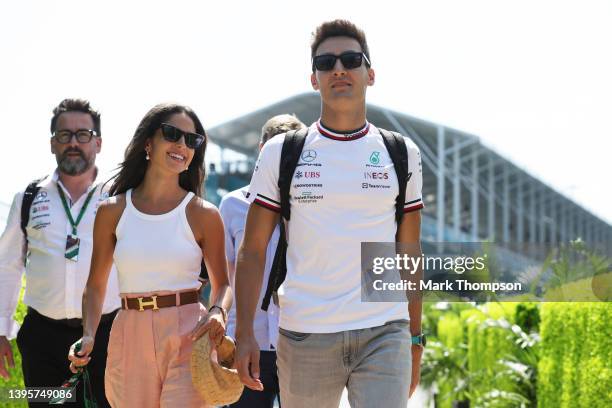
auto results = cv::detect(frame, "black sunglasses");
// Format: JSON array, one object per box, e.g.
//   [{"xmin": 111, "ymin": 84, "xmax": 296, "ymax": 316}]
[
  {"xmin": 160, "ymin": 123, "xmax": 205, "ymax": 149},
  {"xmin": 312, "ymin": 51, "xmax": 371, "ymax": 72},
  {"xmin": 53, "ymin": 129, "xmax": 98, "ymax": 144}
]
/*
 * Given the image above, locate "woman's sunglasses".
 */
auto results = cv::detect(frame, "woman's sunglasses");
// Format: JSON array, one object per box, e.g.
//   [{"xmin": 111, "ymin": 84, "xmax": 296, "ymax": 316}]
[
  {"xmin": 312, "ymin": 51, "xmax": 371, "ymax": 72},
  {"xmin": 160, "ymin": 123, "xmax": 205, "ymax": 149}
]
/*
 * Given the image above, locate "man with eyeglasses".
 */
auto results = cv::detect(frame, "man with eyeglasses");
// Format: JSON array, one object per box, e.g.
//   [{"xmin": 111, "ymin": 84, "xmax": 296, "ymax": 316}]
[
  {"xmin": 235, "ymin": 20, "xmax": 424, "ymax": 408},
  {"xmin": 0, "ymin": 98, "xmax": 120, "ymax": 407}
]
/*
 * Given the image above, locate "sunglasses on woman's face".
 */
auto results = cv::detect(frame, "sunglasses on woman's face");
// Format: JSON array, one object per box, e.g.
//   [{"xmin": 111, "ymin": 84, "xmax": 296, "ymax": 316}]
[
  {"xmin": 312, "ymin": 51, "xmax": 371, "ymax": 72},
  {"xmin": 160, "ymin": 123, "xmax": 205, "ymax": 149}
]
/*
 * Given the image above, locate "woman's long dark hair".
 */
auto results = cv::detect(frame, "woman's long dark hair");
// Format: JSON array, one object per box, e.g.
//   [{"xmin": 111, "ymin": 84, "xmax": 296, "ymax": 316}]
[{"xmin": 109, "ymin": 103, "xmax": 207, "ymax": 197}]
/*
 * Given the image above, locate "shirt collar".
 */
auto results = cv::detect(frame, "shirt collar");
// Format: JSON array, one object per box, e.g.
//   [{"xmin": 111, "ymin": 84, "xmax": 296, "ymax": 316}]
[
  {"xmin": 316, "ymin": 119, "xmax": 370, "ymax": 141},
  {"xmin": 51, "ymin": 167, "xmax": 102, "ymax": 198}
]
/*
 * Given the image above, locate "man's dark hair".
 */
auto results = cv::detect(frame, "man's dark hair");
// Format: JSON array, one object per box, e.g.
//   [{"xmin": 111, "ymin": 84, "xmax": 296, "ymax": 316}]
[
  {"xmin": 310, "ymin": 19, "xmax": 370, "ymax": 70},
  {"xmin": 50, "ymin": 98, "xmax": 102, "ymax": 136}
]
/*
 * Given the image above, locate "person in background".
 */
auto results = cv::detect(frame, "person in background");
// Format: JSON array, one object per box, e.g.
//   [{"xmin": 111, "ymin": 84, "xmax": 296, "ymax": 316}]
[
  {"xmin": 219, "ymin": 114, "xmax": 306, "ymax": 408},
  {"xmin": 0, "ymin": 98, "xmax": 120, "ymax": 407}
]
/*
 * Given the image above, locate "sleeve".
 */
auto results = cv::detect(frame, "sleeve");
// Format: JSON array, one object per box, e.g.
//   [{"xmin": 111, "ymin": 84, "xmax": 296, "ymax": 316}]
[
  {"xmin": 403, "ymin": 139, "xmax": 424, "ymax": 213},
  {"xmin": 0, "ymin": 192, "xmax": 27, "ymax": 338},
  {"xmin": 247, "ymin": 139, "xmax": 282, "ymax": 212},
  {"xmin": 218, "ymin": 196, "xmax": 237, "ymax": 264}
]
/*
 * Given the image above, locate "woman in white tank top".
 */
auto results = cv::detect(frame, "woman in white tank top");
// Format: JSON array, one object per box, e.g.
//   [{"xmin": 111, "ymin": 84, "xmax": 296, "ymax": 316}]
[{"xmin": 67, "ymin": 103, "xmax": 232, "ymax": 407}]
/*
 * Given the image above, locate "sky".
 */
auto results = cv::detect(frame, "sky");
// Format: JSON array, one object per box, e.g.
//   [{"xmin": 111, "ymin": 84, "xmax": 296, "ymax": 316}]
[{"xmin": 1, "ymin": 0, "xmax": 611, "ymax": 224}]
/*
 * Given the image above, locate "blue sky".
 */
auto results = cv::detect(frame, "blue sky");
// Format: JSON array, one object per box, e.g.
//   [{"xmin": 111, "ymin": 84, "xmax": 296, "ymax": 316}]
[{"xmin": 1, "ymin": 0, "xmax": 610, "ymax": 224}]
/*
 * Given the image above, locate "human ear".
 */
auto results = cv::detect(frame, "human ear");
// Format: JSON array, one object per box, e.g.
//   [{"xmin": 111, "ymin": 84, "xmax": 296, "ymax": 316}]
[{"xmin": 311, "ymin": 72, "xmax": 320, "ymax": 90}]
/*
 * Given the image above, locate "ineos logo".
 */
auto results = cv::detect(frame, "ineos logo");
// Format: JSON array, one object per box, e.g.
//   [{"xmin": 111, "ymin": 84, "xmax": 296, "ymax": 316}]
[{"xmin": 301, "ymin": 150, "xmax": 317, "ymax": 162}]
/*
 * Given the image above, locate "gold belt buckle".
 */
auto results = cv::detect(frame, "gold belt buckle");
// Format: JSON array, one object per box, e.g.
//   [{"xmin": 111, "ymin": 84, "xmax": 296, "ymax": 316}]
[{"xmin": 137, "ymin": 295, "xmax": 159, "ymax": 311}]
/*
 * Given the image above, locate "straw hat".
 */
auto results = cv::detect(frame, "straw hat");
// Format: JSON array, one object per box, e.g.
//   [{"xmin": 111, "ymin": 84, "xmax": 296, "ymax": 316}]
[{"xmin": 191, "ymin": 335, "xmax": 244, "ymax": 406}]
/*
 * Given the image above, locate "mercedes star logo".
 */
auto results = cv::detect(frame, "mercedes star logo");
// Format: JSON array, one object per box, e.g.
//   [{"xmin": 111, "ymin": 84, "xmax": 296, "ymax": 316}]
[{"xmin": 301, "ymin": 150, "xmax": 317, "ymax": 162}]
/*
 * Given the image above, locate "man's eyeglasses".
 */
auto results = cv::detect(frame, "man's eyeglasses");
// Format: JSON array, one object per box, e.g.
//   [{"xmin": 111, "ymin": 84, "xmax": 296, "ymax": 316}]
[
  {"xmin": 52, "ymin": 129, "xmax": 98, "ymax": 144},
  {"xmin": 160, "ymin": 123, "xmax": 205, "ymax": 149},
  {"xmin": 312, "ymin": 51, "xmax": 371, "ymax": 72}
]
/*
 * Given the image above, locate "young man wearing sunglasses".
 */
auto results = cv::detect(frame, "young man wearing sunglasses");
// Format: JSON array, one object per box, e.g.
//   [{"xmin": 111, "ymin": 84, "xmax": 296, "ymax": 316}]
[
  {"xmin": 0, "ymin": 99, "xmax": 120, "ymax": 407},
  {"xmin": 235, "ymin": 20, "xmax": 424, "ymax": 407}
]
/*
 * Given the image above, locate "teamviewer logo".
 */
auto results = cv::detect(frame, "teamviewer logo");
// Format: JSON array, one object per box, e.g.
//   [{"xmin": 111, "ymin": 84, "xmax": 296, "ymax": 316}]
[{"xmin": 362, "ymin": 183, "xmax": 368, "ymax": 189}]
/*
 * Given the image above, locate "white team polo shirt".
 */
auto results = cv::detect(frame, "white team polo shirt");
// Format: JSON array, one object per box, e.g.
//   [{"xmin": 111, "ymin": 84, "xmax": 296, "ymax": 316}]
[
  {"xmin": 0, "ymin": 170, "xmax": 121, "ymax": 338},
  {"xmin": 248, "ymin": 121, "xmax": 424, "ymax": 333}
]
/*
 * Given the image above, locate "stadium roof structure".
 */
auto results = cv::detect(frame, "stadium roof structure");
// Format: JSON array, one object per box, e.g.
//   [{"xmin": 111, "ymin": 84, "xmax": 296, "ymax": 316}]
[{"xmin": 208, "ymin": 93, "xmax": 612, "ymax": 254}]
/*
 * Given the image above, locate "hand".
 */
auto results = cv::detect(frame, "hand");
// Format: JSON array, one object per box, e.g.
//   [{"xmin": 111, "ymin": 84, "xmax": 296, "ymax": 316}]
[
  {"xmin": 409, "ymin": 344, "xmax": 423, "ymax": 398},
  {"xmin": 235, "ymin": 332, "xmax": 264, "ymax": 391},
  {"xmin": 0, "ymin": 336, "xmax": 15, "ymax": 379},
  {"xmin": 190, "ymin": 308, "xmax": 226, "ymax": 345},
  {"xmin": 68, "ymin": 336, "xmax": 94, "ymax": 374}
]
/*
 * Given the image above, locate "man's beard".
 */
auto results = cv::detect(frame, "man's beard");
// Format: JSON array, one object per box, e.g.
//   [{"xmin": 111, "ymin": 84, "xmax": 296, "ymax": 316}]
[{"xmin": 57, "ymin": 147, "xmax": 94, "ymax": 176}]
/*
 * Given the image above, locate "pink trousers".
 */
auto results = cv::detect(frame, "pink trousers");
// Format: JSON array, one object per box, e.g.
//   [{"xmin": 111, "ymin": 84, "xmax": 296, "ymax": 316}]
[{"xmin": 105, "ymin": 291, "xmax": 212, "ymax": 408}]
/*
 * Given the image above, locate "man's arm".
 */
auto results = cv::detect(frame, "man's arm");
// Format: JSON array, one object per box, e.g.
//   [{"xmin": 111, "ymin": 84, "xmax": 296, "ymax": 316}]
[
  {"xmin": 397, "ymin": 209, "xmax": 423, "ymax": 398},
  {"xmin": 397, "ymin": 210, "xmax": 423, "ymax": 334},
  {"xmin": 235, "ymin": 202, "xmax": 278, "ymax": 391},
  {"xmin": 0, "ymin": 193, "xmax": 26, "ymax": 379}
]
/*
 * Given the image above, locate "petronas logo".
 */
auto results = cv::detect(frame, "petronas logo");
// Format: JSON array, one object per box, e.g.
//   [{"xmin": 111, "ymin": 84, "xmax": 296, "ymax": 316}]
[{"xmin": 369, "ymin": 151, "xmax": 381, "ymax": 165}]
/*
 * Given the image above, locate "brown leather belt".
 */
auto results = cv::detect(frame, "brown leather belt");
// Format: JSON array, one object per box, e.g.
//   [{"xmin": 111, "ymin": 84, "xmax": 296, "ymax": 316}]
[{"xmin": 122, "ymin": 290, "xmax": 200, "ymax": 311}]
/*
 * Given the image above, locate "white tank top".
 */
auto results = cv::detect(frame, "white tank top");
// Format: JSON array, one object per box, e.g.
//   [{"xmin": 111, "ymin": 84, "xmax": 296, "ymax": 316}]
[{"xmin": 113, "ymin": 189, "xmax": 202, "ymax": 294}]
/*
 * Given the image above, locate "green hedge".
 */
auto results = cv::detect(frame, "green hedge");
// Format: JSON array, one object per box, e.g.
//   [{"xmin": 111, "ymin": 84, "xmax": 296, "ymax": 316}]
[
  {"xmin": 538, "ymin": 303, "xmax": 612, "ymax": 408},
  {"xmin": 436, "ymin": 312, "xmax": 465, "ymax": 408},
  {"xmin": 465, "ymin": 303, "xmax": 518, "ymax": 405},
  {"xmin": 432, "ymin": 303, "xmax": 519, "ymax": 407}
]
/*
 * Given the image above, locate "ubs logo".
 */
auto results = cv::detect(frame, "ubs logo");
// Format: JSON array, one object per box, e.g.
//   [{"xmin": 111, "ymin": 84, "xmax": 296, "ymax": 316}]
[
  {"xmin": 301, "ymin": 150, "xmax": 317, "ymax": 162},
  {"xmin": 32, "ymin": 205, "xmax": 49, "ymax": 213},
  {"xmin": 295, "ymin": 171, "xmax": 320, "ymax": 179}
]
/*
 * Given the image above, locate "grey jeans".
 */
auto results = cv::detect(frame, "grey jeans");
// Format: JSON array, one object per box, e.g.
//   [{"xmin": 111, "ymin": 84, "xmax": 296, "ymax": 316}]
[{"xmin": 276, "ymin": 320, "xmax": 412, "ymax": 408}]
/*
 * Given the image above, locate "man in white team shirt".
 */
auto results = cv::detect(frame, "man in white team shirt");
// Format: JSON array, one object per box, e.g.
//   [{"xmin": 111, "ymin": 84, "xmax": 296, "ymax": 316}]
[
  {"xmin": 0, "ymin": 99, "xmax": 120, "ymax": 407},
  {"xmin": 220, "ymin": 114, "xmax": 306, "ymax": 408},
  {"xmin": 235, "ymin": 20, "xmax": 424, "ymax": 407}
]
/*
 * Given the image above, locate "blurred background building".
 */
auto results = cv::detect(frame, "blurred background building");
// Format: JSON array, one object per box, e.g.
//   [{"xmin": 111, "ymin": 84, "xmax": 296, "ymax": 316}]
[{"xmin": 2, "ymin": 93, "xmax": 610, "ymax": 258}]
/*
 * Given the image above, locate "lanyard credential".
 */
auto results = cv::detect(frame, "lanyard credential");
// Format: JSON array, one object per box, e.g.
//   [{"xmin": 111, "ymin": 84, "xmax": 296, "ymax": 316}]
[
  {"xmin": 50, "ymin": 341, "xmax": 97, "ymax": 407},
  {"xmin": 57, "ymin": 185, "xmax": 97, "ymax": 262}
]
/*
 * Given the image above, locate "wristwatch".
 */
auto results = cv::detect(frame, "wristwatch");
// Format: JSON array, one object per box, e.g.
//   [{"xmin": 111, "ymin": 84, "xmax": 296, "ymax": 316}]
[{"xmin": 411, "ymin": 333, "xmax": 426, "ymax": 347}]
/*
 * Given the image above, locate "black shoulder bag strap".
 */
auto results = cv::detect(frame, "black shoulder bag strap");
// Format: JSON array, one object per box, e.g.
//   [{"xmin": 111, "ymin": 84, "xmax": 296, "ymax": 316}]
[
  {"xmin": 261, "ymin": 128, "xmax": 308, "ymax": 311},
  {"xmin": 20, "ymin": 176, "xmax": 47, "ymax": 266},
  {"xmin": 21, "ymin": 176, "xmax": 47, "ymax": 235},
  {"xmin": 378, "ymin": 128, "xmax": 409, "ymax": 227}
]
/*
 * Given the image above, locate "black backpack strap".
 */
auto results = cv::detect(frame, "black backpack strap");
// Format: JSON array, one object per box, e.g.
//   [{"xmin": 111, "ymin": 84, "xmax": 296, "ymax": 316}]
[
  {"xmin": 379, "ymin": 128, "xmax": 409, "ymax": 227},
  {"xmin": 262, "ymin": 128, "xmax": 308, "ymax": 311},
  {"xmin": 21, "ymin": 177, "xmax": 46, "ymax": 236},
  {"xmin": 278, "ymin": 128, "xmax": 308, "ymax": 221},
  {"xmin": 261, "ymin": 220, "xmax": 287, "ymax": 311}
]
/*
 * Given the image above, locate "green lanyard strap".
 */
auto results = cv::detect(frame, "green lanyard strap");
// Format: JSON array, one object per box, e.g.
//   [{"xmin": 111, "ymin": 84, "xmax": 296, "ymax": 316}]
[
  {"xmin": 57, "ymin": 185, "xmax": 97, "ymax": 235},
  {"xmin": 50, "ymin": 340, "xmax": 97, "ymax": 407},
  {"xmin": 49, "ymin": 368, "xmax": 97, "ymax": 407}
]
